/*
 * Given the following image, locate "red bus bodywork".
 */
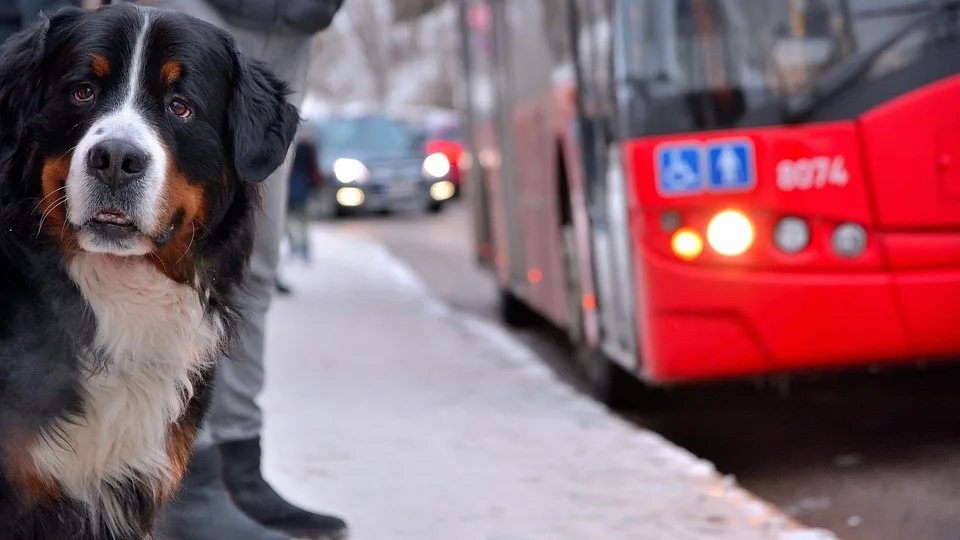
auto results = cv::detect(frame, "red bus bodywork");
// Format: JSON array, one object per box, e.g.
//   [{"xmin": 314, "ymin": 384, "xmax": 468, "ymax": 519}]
[
  {"xmin": 457, "ymin": 0, "xmax": 960, "ymax": 393},
  {"xmin": 628, "ymin": 74, "xmax": 960, "ymax": 382}
]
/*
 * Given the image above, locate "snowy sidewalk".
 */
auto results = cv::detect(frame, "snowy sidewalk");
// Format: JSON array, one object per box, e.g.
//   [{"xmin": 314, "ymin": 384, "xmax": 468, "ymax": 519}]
[{"xmin": 259, "ymin": 225, "xmax": 839, "ymax": 540}]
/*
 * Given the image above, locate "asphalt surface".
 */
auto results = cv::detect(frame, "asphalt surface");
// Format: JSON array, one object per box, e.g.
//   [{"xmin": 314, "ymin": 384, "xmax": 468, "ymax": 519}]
[{"xmin": 322, "ymin": 200, "xmax": 960, "ymax": 540}]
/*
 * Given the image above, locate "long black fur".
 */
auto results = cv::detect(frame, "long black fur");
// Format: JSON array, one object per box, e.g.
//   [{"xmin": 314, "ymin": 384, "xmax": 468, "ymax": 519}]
[{"xmin": 0, "ymin": 4, "xmax": 298, "ymax": 539}]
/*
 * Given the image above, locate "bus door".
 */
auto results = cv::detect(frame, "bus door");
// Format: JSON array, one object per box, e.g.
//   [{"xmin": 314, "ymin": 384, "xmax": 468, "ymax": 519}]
[{"xmin": 580, "ymin": 0, "xmax": 645, "ymax": 370}]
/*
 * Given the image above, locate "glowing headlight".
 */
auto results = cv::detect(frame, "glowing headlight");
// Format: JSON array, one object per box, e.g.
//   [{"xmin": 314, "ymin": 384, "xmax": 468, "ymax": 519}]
[
  {"xmin": 832, "ymin": 223, "xmax": 867, "ymax": 258},
  {"xmin": 336, "ymin": 187, "xmax": 365, "ymax": 207},
  {"xmin": 422, "ymin": 152, "xmax": 451, "ymax": 178},
  {"xmin": 773, "ymin": 217, "xmax": 810, "ymax": 254},
  {"xmin": 671, "ymin": 227, "xmax": 704, "ymax": 261},
  {"xmin": 430, "ymin": 180, "xmax": 455, "ymax": 201},
  {"xmin": 332, "ymin": 158, "xmax": 368, "ymax": 183},
  {"xmin": 706, "ymin": 210, "xmax": 754, "ymax": 256}
]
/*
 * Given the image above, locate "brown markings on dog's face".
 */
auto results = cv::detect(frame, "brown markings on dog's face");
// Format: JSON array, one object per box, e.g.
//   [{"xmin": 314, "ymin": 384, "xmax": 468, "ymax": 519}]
[
  {"xmin": 39, "ymin": 154, "xmax": 80, "ymax": 254},
  {"xmin": 160, "ymin": 60, "xmax": 181, "ymax": 85},
  {"xmin": 90, "ymin": 54, "xmax": 110, "ymax": 78},
  {"xmin": 41, "ymin": 142, "xmax": 211, "ymax": 282},
  {"xmin": 3, "ymin": 430, "xmax": 61, "ymax": 505},
  {"xmin": 145, "ymin": 145, "xmax": 207, "ymax": 284},
  {"xmin": 161, "ymin": 422, "xmax": 196, "ymax": 501}
]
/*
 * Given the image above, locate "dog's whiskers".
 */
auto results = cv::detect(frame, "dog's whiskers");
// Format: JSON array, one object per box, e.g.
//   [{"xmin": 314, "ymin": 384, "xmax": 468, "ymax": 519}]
[
  {"xmin": 174, "ymin": 222, "xmax": 197, "ymax": 265},
  {"xmin": 32, "ymin": 185, "xmax": 67, "ymax": 215},
  {"xmin": 36, "ymin": 195, "xmax": 68, "ymax": 238}
]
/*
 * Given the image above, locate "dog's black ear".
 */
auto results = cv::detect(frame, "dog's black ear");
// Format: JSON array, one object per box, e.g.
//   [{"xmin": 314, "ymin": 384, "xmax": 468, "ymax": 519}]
[
  {"xmin": 0, "ymin": 8, "xmax": 82, "ymax": 146},
  {"xmin": 226, "ymin": 47, "xmax": 301, "ymax": 184},
  {"xmin": 0, "ymin": 15, "xmax": 51, "ymax": 144}
]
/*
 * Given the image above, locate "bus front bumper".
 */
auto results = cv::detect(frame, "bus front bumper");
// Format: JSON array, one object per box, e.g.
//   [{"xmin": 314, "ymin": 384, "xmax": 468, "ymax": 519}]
[{"xmin": 638, "ymin": 249, "xmax": 960, "ymax": 383}]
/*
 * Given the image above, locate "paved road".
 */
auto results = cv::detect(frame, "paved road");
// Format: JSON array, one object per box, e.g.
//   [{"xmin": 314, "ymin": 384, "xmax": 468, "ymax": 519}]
[{"xmin": 320, "ymin": 201, "xmax": 960, "ymax": 540}]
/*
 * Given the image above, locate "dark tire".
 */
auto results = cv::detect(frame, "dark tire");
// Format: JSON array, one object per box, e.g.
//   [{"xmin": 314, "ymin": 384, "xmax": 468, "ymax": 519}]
[
  {"xmin": 426, "ymin": 200, "xmax": 444, "ymax": 214},
  {"xmin": 577, "ymin": 345, "xmax": 662, "ymax": 411},
  {"xmin": 499, "ymin": 288, "xmax": 536, "ymax": 328}
]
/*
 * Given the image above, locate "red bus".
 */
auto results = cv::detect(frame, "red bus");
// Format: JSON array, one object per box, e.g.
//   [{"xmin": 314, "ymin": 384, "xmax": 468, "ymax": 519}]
[{"xmin": 457, "ymin": 0, "xmax": 960, "ymax": 406}]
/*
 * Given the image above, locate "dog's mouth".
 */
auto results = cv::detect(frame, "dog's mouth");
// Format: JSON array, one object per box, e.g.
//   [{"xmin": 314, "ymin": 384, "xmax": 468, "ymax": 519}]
[
  {"xmin": 79, "ymin": 208, "xmax": 182, "ymax": 253},
  {"xmin": 86, "ymin": 210, "xmax": 141, "ymax": 240},
  {"xmin": 92, "ymin": 210, "xmax": 135, "ymax": 227}
]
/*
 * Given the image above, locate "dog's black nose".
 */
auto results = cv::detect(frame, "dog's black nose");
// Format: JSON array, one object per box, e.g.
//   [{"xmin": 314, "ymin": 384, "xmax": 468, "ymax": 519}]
[{"xmin": 87, "ymin": 139, "xmax": 149, "ymax": 189}]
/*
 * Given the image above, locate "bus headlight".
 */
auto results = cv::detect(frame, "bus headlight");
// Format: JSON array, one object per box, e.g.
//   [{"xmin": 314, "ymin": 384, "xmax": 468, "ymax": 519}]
[
  {"xmin": 832, "ymin": 223, "xmax": 867, "ymax": 258},
  {"xmin": 333, "ymin": 158, "xmax": 368, "ymax": 183},
  {"xmin": 422, "ymin": 152, "xmax": 451, "ymax": 178},
  {"xmin": 706, "ymin": 210, "xmax": 754, "ymax": 256},
  {"xmin": 671, "ymin": 227, "xmax": 704, "ymax": 261},
  {"xmin": 773, "ymin": 217, "xmax": 810, "ymax": 254}
]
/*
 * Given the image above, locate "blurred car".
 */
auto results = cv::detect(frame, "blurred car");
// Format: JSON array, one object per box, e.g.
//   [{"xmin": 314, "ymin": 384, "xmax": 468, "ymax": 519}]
[
  {"xmin": 312, "ymin": 113, "xmax": 455, "ymax": 217},
  {"xmin": 424, "ymin": 123, "xmax": 465, "ymax": 196}
]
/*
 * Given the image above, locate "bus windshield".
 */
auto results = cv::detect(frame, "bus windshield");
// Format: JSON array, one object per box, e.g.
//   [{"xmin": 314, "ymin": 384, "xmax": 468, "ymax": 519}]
[{"xmin": 619, "ymin": 0, "xmax": 933, "ymax": 134}]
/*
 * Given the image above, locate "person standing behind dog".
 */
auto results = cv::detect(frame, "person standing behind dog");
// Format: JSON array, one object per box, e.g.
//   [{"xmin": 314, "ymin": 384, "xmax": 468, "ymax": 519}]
[{"xmin": 113, "ymin": 1, "xmax": 348, "ymax": 539}]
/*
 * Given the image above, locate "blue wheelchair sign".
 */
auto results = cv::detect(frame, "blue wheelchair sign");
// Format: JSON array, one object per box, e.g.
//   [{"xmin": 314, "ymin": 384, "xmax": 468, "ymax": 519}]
[
  {"xmin": 655, "ymin": 143, "xmax": 703, "ymax": 196},
  {"xmin": 705, "ymin": 139, "xmax": 755, "ymax": 191}
]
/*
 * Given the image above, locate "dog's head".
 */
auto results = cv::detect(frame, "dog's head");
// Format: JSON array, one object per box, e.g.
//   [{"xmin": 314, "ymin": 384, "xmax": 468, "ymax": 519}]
[{"xmin": 0, "ymin": 3, "xmax": 299, "ymax": 282}]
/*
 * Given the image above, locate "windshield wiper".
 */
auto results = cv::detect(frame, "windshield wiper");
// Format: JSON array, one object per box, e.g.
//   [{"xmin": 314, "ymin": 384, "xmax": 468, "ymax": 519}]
[{"xmin": 782, "ymin": 0, "xmax": 958, "ymax": 123}]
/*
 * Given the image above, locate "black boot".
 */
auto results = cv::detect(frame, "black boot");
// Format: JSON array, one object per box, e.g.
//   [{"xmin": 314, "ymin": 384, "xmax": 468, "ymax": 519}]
[
  {"xmin": 154, "ymin": 446, "xmax": 290, "ymax": 540},
  {"xmin": 220, "ymin": 437, "xmax": 348, "ymax": 540}
]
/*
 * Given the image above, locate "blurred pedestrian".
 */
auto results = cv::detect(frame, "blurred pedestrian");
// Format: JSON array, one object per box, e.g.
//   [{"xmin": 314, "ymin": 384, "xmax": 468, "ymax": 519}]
[
  {"xmin": 109, "ymin": 1, "xmax": 350, "ymax": 539},
  {"xmin": 286, "ymin": 135, "xmax": 321, "ymax": 265}
]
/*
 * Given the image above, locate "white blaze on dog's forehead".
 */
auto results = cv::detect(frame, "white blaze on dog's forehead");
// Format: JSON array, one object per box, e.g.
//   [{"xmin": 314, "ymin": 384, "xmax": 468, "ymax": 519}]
[
  {"xmin": 121, "ymin": 10, "xmax": 151, "ymax": 111},
  {"xmin": 65, "ymin": 10, "xmax": 172, "ymax": 254}
]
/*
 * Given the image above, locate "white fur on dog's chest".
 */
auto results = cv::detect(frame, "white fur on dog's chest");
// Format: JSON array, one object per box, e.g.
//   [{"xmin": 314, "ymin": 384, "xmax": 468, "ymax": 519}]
[{"xmin": 30, "ymin": 254, "xmax": 224, "ymax": 528}]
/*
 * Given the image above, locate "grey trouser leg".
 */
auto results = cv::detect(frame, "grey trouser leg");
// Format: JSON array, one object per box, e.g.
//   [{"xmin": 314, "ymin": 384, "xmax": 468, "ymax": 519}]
[{"xmin": 144, "ymin": 0, "xmax": 313, "ymax": 449}]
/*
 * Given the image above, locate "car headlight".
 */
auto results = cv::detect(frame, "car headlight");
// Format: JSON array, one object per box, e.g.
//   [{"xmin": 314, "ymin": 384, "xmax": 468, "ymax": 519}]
[
  {"xmin": 422, "ymin": 152, "xmax": 451, "ymax": 178},
  {"xmin": 336, "ymin": 187, "xmax": 365, "ymax": 207},
  {"xmin": 333, "ymin": 158, "xmax": 368, "ymax": 183},
  {"xmin": 429, "ymin": 180, "xmax": 455, "ymax": 201}
]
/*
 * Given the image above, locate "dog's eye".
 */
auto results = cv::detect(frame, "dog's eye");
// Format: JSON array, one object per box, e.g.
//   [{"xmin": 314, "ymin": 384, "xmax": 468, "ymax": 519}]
[
  {"xmin": 72, "ymin": 84, "xmax": 95, "ymax": 103},
  {"xmin": 167, "ymin": 98, "xmax": 192, "ymax": 119}
]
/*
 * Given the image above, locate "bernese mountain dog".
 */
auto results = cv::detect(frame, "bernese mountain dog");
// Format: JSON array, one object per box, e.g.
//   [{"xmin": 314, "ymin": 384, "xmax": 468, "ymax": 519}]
[{"xmin": 0, "ymin": 3, "xmax": 298, "ymax": 539}]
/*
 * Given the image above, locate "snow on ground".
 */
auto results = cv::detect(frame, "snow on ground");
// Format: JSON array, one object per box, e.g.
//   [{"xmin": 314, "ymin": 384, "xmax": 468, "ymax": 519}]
[{"xmin": 260, "ymin": 224, "xmax": 840, "ymax": 540}]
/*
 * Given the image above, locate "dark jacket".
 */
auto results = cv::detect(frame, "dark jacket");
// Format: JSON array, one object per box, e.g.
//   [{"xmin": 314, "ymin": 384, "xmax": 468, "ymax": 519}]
[
  {"xmin": 0, "ymin": 0, "xmax": 76, "ymax": 44},
  {"xmin": 287, "ymin": 141, "xmax": 318, "ymax": 208},
  {"xmin": 207, "ymin": 0, "xmax": 344, "ymax": 34}
]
